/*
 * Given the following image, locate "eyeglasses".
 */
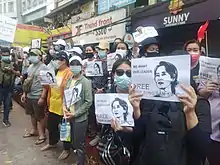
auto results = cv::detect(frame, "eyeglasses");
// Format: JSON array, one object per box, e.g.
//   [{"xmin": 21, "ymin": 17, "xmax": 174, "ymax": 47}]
[{"xmin": 115, "ymin": 69, "xmax": 131, "ymax": 77}]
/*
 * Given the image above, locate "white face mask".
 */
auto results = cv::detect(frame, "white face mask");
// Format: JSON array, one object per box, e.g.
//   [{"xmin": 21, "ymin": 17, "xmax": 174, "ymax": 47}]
[{"xmin": 115, "ymin": 49, "xmax": 127, "ymax": 57}]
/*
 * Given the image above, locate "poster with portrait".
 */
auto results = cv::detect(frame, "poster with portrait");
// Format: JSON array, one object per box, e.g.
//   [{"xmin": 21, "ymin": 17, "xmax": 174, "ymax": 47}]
[
  {"xmin": 85, "ymin": 61, "xmax": 103, "ymax": 77},
  {"xmin": 31, "ymin": 39, "xmax": 41, "ymax": 49},
  {"xmin": 64, "ymin": 84, "xmax": 82, "ymax": 109},
  {"xmin": 131, "ymin": 55, "xmax": 191, "ymax": 102},
  {"xmin": 107, "ymin": 52, "xmax": 124, "ymax": 71},
  {"xmin": 39, "ymin": 70, "xmax": 56, "ymax": 85},
  {"xmin": 95, "ymin": 94, "xmax": 134, "ymax": 127},
  {"xmin": 199, "ymin": 56, "xmax": 220, "ymax": 83}
]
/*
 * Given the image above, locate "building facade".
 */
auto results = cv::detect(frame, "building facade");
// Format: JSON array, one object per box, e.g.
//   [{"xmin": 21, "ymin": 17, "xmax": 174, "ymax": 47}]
[{"xmin": 0, "ymin": 0, "xmax": 17, "ymax": 19}]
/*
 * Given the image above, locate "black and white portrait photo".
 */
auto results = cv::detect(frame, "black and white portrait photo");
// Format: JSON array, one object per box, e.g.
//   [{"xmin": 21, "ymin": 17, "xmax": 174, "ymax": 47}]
[
  {"xmin": 93, "ymin": 63, "xmax": 102, "ymax": 75},
  {"xmin": 131, "ymin": 55, "xmax": 191, "ymax": 102},
  {"xmin": 154, "ymin": 61, "xmax": 178, "ymax": 98},
  {"xmin": 86, "ymin": 61, "xmax": 103, "ymax": 77},
  {"xmin": 39, "ymin": 70, "xmax": 56, "ymax": 85},
  {"xmin": 46, "ymin": 72, "xmax": 55, "ymax": 84},
  {"xmin": 31, "ymin": 39, "xmax": 41, "ymax": 49}
]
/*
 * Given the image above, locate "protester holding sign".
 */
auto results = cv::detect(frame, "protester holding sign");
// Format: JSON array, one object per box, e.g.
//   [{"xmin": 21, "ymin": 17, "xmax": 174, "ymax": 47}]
[
  {"xmin": 40, "ymin": 51, "xmax": 73, "ymax": 160},
  {"xmin": 63, "ymin": 56, "xmax": 92, "ymax": 165},
  {"xmin": 139, "ymin": 37, "xmax": 160, "ymax": 58},
  {"xmin": 97, "ymin": 59, "xmax": 134, "ymax": 165},
  {"xmin": 115, "ymin": 41, "xmax": 133, "ymax": 60}
]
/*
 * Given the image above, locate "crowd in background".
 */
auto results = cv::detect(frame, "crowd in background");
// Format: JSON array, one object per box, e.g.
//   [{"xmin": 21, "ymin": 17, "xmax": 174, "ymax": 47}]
[{"xmin": 0, "ymin": 33, "xmax": 219, "ymax": 165}]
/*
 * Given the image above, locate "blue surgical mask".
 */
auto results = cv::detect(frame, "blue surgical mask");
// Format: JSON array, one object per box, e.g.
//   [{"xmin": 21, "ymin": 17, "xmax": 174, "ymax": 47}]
[
  {"xmin": 114, "ymin": 74, "xmax": 131, "ymax": 91},
  {"xmin": 70, "ymin": 66, "xmax": 82, "ymax": 75},
  {"xmin": 29, "ymin": 56, "xmax": 40, "ymax": 64},
  {"xmin": 98, "ymin": 50, "xmax": 106, "ymax": 59},
  {"xmin": 1, "ymin": 56, "xmax": 11, "ymax": 63}
]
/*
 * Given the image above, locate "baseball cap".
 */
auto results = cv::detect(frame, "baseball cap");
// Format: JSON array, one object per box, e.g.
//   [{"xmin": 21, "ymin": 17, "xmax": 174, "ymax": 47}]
[
  {"xmin": 67, "ymin": 47, "xmax": 83, "ymax": 55},
  {"xmin": 96, "ymin": 40, "xmax": 109, "ymax": 50},
  {"xmin": 69, "ymin": 55, "xmax": 82, "ymax": 64},
  {"xmin": 29, "ymin": 49, "xmax": 42, "ymax": 56},
  {"xmin": 54, "ymin": 51, "xmax": 69, "ymax": 62},
  {"xmin": 53, "ymin": 39, "xmax": 67, "ymax": 46}
]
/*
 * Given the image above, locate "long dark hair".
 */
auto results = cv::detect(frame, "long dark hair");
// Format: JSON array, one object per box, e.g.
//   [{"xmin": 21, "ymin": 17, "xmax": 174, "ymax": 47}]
[
  {"xmin": 94, "ymin": 63, "xmax": 101, "ymax": 74},
  {"xmin": 111, "ymin": 97, "xmax": 128, "ymax": 122},
  {"xmin": 116, "ymin": 42, "xmax": 132, "ymax": 60},
  {"xmin": 154, "ymin": 61, "xmax": 178, "ymax": 94}
]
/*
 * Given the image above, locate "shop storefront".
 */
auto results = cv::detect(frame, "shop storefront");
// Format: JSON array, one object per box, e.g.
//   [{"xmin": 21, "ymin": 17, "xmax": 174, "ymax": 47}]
[
  {"xmin": 72, "ymin": 8, "xmax": 127, "ymax": 45},
  {"xmin": 131, "ymin": 0, "xmax": 220, "ymax": 56}
]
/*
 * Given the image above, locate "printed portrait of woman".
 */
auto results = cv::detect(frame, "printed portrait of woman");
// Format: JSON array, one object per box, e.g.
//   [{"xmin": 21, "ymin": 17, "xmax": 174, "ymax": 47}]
[
  {"xmin": 154, "ymin": 61, "xmax": 178, "ymax": 98},
  {"xmin": 46, "ymin": 72, "xmax": 55, "ymax": 83},
  {"xmin": 111, "ymin": 98, "xmax": 129, "ymax": 124},
  {"xmin": 93, "ymin": 63, "xmax": 101, "ymax": 75}
]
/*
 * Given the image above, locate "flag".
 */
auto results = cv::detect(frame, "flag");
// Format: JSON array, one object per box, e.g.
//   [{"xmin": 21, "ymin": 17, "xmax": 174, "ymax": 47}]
[{"xmin": 197, "ymin": 21, "xmax": 209, "ymax": 42}]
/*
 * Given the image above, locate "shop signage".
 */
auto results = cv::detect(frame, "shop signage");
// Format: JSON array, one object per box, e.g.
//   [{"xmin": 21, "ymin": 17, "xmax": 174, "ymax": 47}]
[
  {"xmin": 98, "ymin": 0, "xmax": 136, "ymax": 14},
  {"xmin": 72, "ymin": 9, "xmax": 126, "ymax": 45},
  {"xmin": 163, "ymin": 0, "xmax": 190, "ymax": 27}
]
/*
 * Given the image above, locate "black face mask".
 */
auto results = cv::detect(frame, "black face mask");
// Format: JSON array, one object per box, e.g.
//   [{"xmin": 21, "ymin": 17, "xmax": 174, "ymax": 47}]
[
  {"xmin": 86, "ymin": 53, "xmax": 94, "ymax": 59},
  {"xmin": 144, "ymin": 52, "xmax": 160, "ymax": 58}
]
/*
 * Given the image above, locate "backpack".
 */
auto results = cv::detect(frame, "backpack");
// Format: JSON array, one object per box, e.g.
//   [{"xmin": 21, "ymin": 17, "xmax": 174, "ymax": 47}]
[
  {"xmin": 97, "ymin": 126, "xmax": 130, "ymax": 165},
  {"xmin": 0, "ymin": 62, "xmax": 15, "ymax": 87},
  {"xmin": 135, "ymin": 100, "xmax": 187, "ymax": 165}
]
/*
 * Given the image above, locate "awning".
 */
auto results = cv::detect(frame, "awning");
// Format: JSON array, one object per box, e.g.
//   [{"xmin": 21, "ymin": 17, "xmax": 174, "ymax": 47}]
[{"xmin": 132, "ymin": 0, "xmax": 220, "ymax": 30}]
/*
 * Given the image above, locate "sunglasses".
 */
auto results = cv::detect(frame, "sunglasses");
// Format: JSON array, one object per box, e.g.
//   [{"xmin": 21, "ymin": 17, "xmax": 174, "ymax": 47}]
[{"xmin": 115, "ymin": 69, "xmax": 131, "ymax": 77}]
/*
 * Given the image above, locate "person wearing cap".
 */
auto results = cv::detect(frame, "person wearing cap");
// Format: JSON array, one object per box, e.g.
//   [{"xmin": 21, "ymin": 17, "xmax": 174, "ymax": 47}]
[
  {"xmin": 0, "ymin": 47, "xmax": 20, "ymax": 127},
  {"xmin": 139, "ymin": 37, "xmax": 160, "ymax": 58},
  {"xmin": 40, "ymin": 51, "xmax": 73, "ymax": 160},
  {"xmin": 53, "ymin": 39, "xmax": 67, "ymax": 52},
  {"xmin": 21, "ymin": 48, "xmax": 48, "ymax": 145},
  {"xmin": 63, "ymin": 55, "xmax": 92, "ymax": 165}
]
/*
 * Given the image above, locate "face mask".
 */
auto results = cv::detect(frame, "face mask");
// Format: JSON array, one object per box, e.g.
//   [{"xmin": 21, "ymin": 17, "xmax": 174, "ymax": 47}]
[
  {"xmin": 29, "ymin": 56, "xmax": 40, "ymax": 64},
  {"xmin": 1, "ymin": 56, "xmax": 11, "ymax": 63},
  {"xmin": 144, "ymin": 51, "xmax": 159, "ymax": 58},
  {"xmin": 114, "ymin": 74, "xmax": 131, "ymax": 91},
  {"xmin": 115, "ymin": 49, "xmax": 127, "ymax": 57},
  {"xmin": 191, "ymin": 54, "xmax": 200, "ymax": 67},
  {"xmin": 52, "ymin": 60, "xmax": 60, "ymax": 70},
  {"xmin": 70, "ymin": 66, "xmax": 82, "ymax": 75},
  {"xmin": 86, "ymin": 53, "xmax": 94, "ymax": 59},
  {"xmin": 54, "ymin": 45, "xmax": 60, "ymax": 51},
  {"xmin": 98, "ymin": 50, "xmax": 106, "ymax": 59}
]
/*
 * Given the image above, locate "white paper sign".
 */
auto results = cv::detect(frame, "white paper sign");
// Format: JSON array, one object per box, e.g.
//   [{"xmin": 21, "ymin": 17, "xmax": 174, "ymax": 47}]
[
  {"xmin": 95, "ymin": 94, "xmax": 134, "ymax": 127},
  {"xmin": 0, "ymin": 15, "xmax": 17, "ymax": 43},
  {"xmin": 31, "ymin": 39, "xmax": 41, "ymax": 49},
  {"xmin": 85, "ymin": 61, "xmax": 103, "ymax": 77},
  {"xmin": 39, "ymin": 70, "xmax": 57, "ymax": 85},
  {"xmin": 133, "ymin": 26, "xmax": 158, "ymax": 43},
  {"xmin": 107, "ymin": 53, "xmax": 123, "ymax": 71},
  {"xmin": 131, "ymin": 55, "xmax": 191, "ymax": 102},
  {"xmin": 72, "ymin": 9, "xmax": 126, "ymax": 44},
  {"xmin": 199, "ymin": 56, "xmax": 220, "ymax": 83},
  {"xmin": 64, "ymin": 84, "xmax": 82, "ymax": 109}
]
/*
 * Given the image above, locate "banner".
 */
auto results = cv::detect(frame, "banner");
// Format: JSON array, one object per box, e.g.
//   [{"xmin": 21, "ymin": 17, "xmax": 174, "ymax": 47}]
[
  {"xmin": 72, "ymin": 9, "xmax": 126, "ymax": 44},
  {"xmin": 199, "ymin": 56, "xmax": 220, "ymax": 82},
  {"xmin": 98, "ymin": 0, "xmax": 136, "ymax": 14},
  {"xmin": 131, "ymin": 55, "xmax": 191, "ymax": 102},
  {"xmin": 95, "ymin": 94, "xmax": 134, "ymax": 127},
  {"xmin": 0, "ymin": 15, "xmax": 17, "ymax": 43},
  {"xmin": 39, "ymin": 70, "xmax": 56, "ymax": 85},
  {"xmin": 85, "ymin": 61, "xmax": 103, "ymax": 77}
]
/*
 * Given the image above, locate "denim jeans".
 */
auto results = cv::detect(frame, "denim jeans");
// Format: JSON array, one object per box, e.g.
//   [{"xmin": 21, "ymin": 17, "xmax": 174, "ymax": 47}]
[{"xmin": 0, "ymin": 88, "xmax": 12, "ymax": 121}]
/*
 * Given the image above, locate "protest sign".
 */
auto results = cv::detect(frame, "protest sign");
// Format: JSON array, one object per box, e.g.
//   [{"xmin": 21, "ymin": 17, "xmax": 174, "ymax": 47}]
[
  {"xmin": 64, "ymin": 84, "xmax": 82, "ymax": 109},
  {"xmin": 31, "ymin": 39, "xmax": 41, "ymax": 49},
  {"xmin": 107, "ymin": 53, "xmax": 124, "ymax": 71},
  {"xmin": 0, "ymin": 15, "xmax": 17, "ymax": 43},
  {"xmin": 95, "ymin": 94, "xmax": 134, "ymax": 127},
  {"xmin": 85, "ymin": 61, "xmax": 103, "ymax": 77},
  {"xmin": 39, "ymin": 70, "xmax": 56, "ymax": 85},
  {"xmin": 133, "ymin": 26, "xmax": 158, "ymax": 43},
  {"xmin": 131, "ymin": 55, "xmax": 191, "ymax": 102},
  {"xmin": 199, "ymin": 56, "xmax": 220, "ymax": 82}
]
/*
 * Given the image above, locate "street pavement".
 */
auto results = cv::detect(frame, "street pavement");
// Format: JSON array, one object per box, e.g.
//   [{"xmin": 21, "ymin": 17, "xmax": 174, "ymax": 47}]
[{"xmin": 0, "ymin": 101, "xmax": 76, "ymax": 165}]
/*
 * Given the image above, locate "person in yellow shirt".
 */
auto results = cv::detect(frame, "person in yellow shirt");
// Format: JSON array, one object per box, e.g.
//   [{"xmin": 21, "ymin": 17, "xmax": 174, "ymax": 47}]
[{"xmin": 40, "ymin": 51, "xmax": 73, "ymax": 160}]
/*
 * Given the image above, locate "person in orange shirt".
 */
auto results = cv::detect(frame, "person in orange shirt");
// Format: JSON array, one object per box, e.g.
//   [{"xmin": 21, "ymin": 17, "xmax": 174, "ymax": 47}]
[{"xmin": 40, "ymin": 51, "xmax": 73, "ymax": 160}]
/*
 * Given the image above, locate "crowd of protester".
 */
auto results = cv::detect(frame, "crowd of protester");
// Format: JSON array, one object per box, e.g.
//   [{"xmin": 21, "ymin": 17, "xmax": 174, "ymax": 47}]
[{"xmin": 0, "ymin": 33, "xmax": 219, "ymax": 165}]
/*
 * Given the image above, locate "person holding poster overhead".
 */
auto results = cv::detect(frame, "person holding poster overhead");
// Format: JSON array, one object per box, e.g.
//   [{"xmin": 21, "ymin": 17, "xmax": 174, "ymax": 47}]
[
  {"xmin": 63, "ymin": 56, "xmax": 92, "ymax": 165},
  {"xmin": 40, "ymin": 51, "xmax": 73, "ymax": 160},
  {"xmin": 98, "ymin": 59, "xmax": 134, "ymax": 164}
]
